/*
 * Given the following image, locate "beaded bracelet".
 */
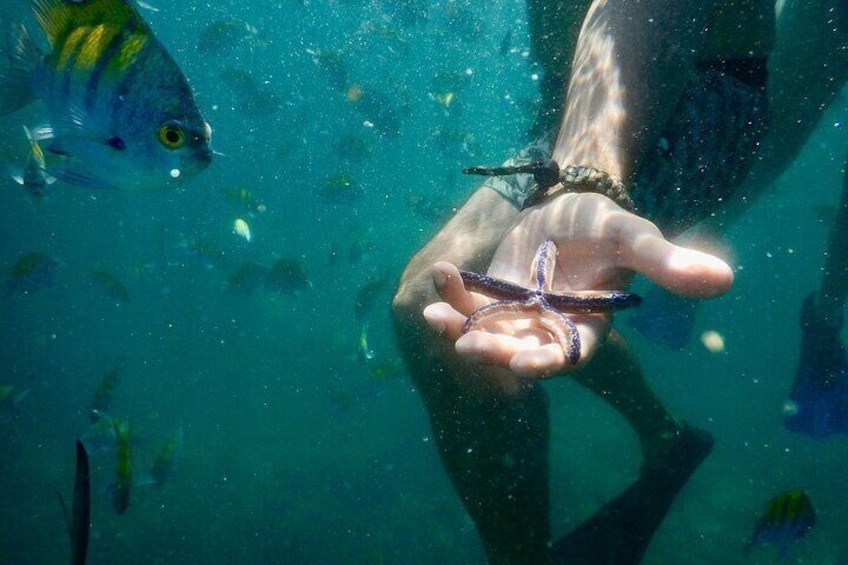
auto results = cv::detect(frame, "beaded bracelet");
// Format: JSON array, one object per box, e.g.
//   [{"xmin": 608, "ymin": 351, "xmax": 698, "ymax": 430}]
[{"xmin": 463, "ymin": 160, "xmax": 634, "ymax": 213}]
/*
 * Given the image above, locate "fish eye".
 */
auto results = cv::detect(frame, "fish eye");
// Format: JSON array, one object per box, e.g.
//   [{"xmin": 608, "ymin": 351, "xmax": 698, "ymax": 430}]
[{"xmin": 158, "ymin": 122, "xmax": 186, "ymax": 150}]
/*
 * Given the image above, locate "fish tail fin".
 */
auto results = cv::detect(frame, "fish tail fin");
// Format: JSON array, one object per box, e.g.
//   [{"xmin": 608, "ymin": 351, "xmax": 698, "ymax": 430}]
[
  {"xmin": 0, "ymin": 24, "xmax": 40, "ymax": 116},
  {"xmin": 9, "ymin": 164, "xmax": 24, "ymax": 185}
]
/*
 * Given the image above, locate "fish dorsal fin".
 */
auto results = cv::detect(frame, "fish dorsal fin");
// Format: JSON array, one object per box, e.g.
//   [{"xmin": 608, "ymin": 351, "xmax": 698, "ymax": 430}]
[{"xmin": 33, "ymin": 0, "xmax": 149, "ymax": 48}]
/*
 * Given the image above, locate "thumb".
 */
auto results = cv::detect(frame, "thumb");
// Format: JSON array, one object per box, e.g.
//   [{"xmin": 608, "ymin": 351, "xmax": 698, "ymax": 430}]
[{"xmin": 621, "ymin": 223, "xmax": 734, "ymax": 299}]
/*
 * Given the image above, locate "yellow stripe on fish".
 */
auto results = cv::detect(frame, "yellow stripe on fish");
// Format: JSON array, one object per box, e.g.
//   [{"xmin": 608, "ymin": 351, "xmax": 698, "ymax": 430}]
[
  {"xmin": 33, "ymin": 0, "xmax": 148, "ymax": 48},
  {"xmin": 56, "ymin": 27, "xmax": 88, "ymax": 70},
  {"xmin": 113, "ymin": 32, "xmax": 147, "ymax": 72},
  {"xmin": 75, "ymin": 24, "xmax": 118, "ymax": 71}
]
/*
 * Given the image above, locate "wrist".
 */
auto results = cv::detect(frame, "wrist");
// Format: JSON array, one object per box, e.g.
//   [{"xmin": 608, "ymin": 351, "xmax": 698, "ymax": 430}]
[{"xmin": 524, "ymin": 164, "xmax": 634, "ymax": 212}]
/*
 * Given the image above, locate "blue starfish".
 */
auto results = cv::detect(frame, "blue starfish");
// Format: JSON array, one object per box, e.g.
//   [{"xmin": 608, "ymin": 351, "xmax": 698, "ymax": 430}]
[{"xmin": 459, "ymin": 240, "xmax": 642, "ymax": 364}]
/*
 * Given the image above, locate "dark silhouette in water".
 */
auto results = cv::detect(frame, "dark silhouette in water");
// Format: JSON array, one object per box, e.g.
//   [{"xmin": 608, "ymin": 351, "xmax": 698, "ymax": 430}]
[
  {"xmin": 58, "ymin": 442, "xmax": 90, "ymax": 565},
  {"xmin": 71, "ymin": 441, "xmax": 90, "ymax": 565}
]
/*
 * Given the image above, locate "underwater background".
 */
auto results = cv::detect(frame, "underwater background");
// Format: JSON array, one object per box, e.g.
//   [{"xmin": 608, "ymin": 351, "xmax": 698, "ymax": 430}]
[{"xmin": 1, "ymin": 0, "xmax": 846, "ymax": 563}]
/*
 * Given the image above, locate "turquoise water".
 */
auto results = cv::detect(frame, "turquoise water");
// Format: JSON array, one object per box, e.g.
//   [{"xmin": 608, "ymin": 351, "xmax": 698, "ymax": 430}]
[{"xmin": 1, "ymin": 1, "xmax": 846, "ymax": 563}]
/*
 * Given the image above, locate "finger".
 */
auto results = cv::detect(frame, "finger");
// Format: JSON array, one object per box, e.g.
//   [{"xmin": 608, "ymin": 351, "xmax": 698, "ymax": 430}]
[
  {"xmin": 456, "ymin": 331, "xmax": 533, "ymax": 367},
  {"xmin": 510, "ymin": 344, "xmax": 567, "ymax": 378},
  {"xmin": 423, "ymin": 302, "xmax": 468, "ymax": 341},
  {"xmin": 617, "ymin": 217, "xmax": 733, "ymax": 298},
  {"xmin": 432, "ymin": 262, "xmax": 491, "ymax": 314}
]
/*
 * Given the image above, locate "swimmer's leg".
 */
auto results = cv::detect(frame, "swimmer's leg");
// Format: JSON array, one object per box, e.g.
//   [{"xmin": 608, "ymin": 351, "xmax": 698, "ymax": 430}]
[
  {"xmin": 553, "ymin": 332, "xmax": 713, "ymax": 564},
  {"xmin": 397, "ymin": 339, "xmax": 552, "ymax": 563}
]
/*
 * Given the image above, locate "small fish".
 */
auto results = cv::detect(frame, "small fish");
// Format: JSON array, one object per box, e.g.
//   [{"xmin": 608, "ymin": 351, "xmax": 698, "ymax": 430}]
[
  {"xmin": 499, "ymin": 30, "xmax": 512, "ymax": 56},
  {"xmin": 748, "ymin": 490, "xmax": 816, "ymax": 564},
  {"xmin": 175, "ymin": 238, "xmax": 230, "ymax": 271},
  {"xmin": 0, "ymin": 0, "xmax": 213, "ymax": 190},
  {"xmin": 219, "ymin": 68, "xmax": 280, "ymax": 117},
  {"xmin": 225, "ymin": 262, "xmax": 268, "ymax": 296},
  {"xmin": 89, "ymin": 365, "xmax": 120, "ymax": 423},
  {"xmin": 264, "ymin": 258, "xmax": 309, "ymax": 295},
  {"xmin": 233, "ymin": 218, "xmax": 252, "ymax": 242},
  {"xmin": 0, "ymin": 384, "xmax": 31, "ymax": 423},
  {"xmin": 317, "ymin": 173, "xmax": 361, "ymax": 200},
  {"xmin": 359, "ymin": 323, "xmax": 375, "ymax": 361},
  {"xmin": 354, "ymin": 276, "xmax": 387, "ymax": 322},
  {"xmin": 9, "ymin": 126, "xmax": 57, "ymax": 199},
  {"xmin": 150, "ymin": 426, "xmax": 183, "ymax": 487},
  {"xmin": 334, "ymin": 135, "xmax": 371, "ymax": 163},
  {"xmin": 111, "ymin": 418, "xmax": 133, "ymax": 514},
  {"xmin": 89, "ymin": 268, "xmax": 130, "ymax": 303},
  {"xmin": 308, "ymin": 48, "xmax": 348, "ymax": 92},
  {"xmin": 4, "ymin": 251, "xmax": 58, "ymax": 295},
  {"xmin": 197, "ymin": 20, "xmax": 256, "ymax": 54}
]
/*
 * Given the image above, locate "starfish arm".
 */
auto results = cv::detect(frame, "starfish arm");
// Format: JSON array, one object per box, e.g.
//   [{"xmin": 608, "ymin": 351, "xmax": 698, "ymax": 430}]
[
  {"xmin": 463, "ymin": 300, "xmax": 538, "ymax": 333},
  {"xmin": 459, "ymin": 271, "xmax": 532, "ymax": 301},
  {"xmin": 532, "ymin": 240, "xmax": 557, "ymax": 291},
  {"xmin": 538, "ymin": 307, "xmax": 581, "ymax": 365},
  {"xmin": 543, "ymin": 290, "xmax": 643, "ymax": 313}
]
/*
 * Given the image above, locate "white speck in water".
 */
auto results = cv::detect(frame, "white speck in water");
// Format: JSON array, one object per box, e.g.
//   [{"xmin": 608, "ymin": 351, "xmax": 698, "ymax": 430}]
[
  {"xmin": 170, "ymin": 168, "xmax": 181, "ymax": 178},
  {"xmin": 782, "ymin": 400, "xmax": 799, "ymax": 416}
]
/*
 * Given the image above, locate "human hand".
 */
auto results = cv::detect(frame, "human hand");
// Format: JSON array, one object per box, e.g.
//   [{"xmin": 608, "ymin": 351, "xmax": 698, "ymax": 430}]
[{"xmin": 423, "ymin": 192, "xmax": 733, "ymax": 378}]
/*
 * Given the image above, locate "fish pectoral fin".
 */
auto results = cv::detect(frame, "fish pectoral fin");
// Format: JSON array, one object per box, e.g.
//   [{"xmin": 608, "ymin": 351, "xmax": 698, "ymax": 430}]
[{"xmin": 49, "ymin": 157, "xmax": 118, "ymax": 190}]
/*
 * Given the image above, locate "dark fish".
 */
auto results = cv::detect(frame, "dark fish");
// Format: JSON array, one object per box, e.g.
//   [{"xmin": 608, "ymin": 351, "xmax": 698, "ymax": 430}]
[
  {"xmin": 219, "ymin": 68, "xmax": 281, "ymax": 117},
  {"xmin": 197, "ymin": 20, "xmax": 257, "ymax": 54},
  {"xmin": 5, "ymin": 251, "xmax": 57, "ymax": 295},
  {"xmin": 310, "ymin": 48, "xmax": 348, "ymax": 92},
  {"xmin": 334, "ymin": 135, "xmax": 371, "ymax": 163},
  {"xmin": 1, "ymin": 0, "xmax": 212, "ymax": 190},
  {"xmin": 226, "ymin": 263, "xmax": 268, "ymax": 296},
  {"xmin": 354, "ymin": 276, "xmax": 387, "ymax": 322},
  {"xmin": 316, "ymin": 173, "xmax": 361, "ymax": 201},
  {"xmin": 748, "ymin": 490, "xmax": 815, "ymax": 563},
  {"xmin": 0, "ymin": 384, "xmax": 31, "ymax": 424},
  {"xmin": 785, "ymin": 292, "xmax": 848, "ymax": 437},
  {"xmin": 89, "ymin": 365, "xmax": 120, "ymax": 423},
  {"xmin": 264, "ymin": 259, "xmax": 309, "ymax": 295},
  {"xmin": 89, "ymin": 268, "xmax": 130, "ymax": 303},
  {"xmin": 176, "ymin": 238, "xmax": 230, "ymax": 271},
  {"xmin": 499, "ymin": 30, "xmax": 512, "ymax": 56}
]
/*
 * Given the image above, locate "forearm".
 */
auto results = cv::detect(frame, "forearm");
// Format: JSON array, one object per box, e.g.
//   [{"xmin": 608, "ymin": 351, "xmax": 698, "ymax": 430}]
[{"xmin": 553, "ymin": 0, "xmax": 718, "ymax": 180}]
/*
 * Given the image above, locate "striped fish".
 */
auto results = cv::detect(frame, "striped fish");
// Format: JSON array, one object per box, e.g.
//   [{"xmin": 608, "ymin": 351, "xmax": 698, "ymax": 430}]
[
  {"xmin": 0, "ymin": 0, "xmax": 212, "ymax": 190},
  {"xmin": 748, "ymin": 490, "xmax": 816, "ymax": 564}
]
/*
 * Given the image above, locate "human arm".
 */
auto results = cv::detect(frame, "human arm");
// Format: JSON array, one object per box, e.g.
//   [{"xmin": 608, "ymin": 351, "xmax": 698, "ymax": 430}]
[{"xmin": 424, "ymin": 0, "xmax": 737, "ymax": 377}]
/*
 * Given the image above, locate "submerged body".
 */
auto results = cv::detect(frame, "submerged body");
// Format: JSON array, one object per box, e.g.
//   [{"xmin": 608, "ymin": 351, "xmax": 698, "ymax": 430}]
[{"xmin": 1, "ymin": 0, "xmax": 212, "ymax": 190}]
